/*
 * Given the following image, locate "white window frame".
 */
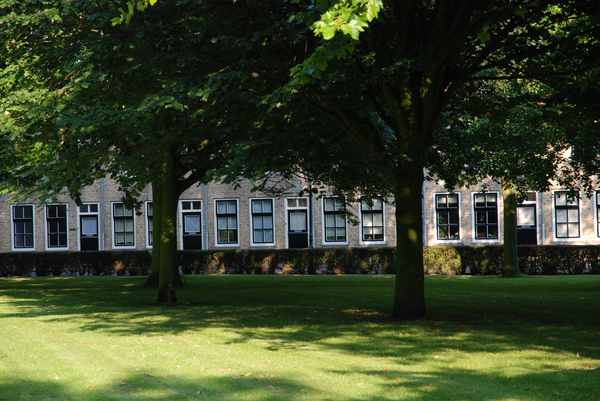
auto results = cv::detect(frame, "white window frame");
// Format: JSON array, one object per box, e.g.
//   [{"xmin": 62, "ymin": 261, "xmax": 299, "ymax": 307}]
[
  {"xmin": 284, "ymin": 197, "xmax": 310, "ymax": 249},
  {"xmin": 145, "ymin": 201, "xmax": 153, "ymax": 249},
  {"xmin": 359, "ymin": 198, "xmax": 387, "ymax": 246},
  {"xmin": 471, "ymin": 191, "xmax": 501, "ymax": 243},
  {"xmin": 321, "ymin": 196, "xmax": 348, "ymax": 246},
  {"xmin": 179, "ymin": 199, "xmax": 203, "ymax": 250},
  {"xmin": 10, "ymin": 204, "xmax": 36, "ymax": 252},
  {"xmin": 111, "ymin": 201, "xmax": 136, "ymax": 249},
  {"xmin": 432, "ymin": 192, "xmax": 462, "ymax": 244},
  {"xmin": 249, "ymin": 197, "xmax": 276, "ymax": 247},
  {"xmin": 214, "ymin": 198, "xmax": 240, "ymax": 248},
  {"xmin": 552, "ymin": 189, "xmax": 582, "ymax": 242},
  {"xmin": 77, "ymin": 202, "xmax": 101, "ymax": 251},
  {"xmin": 44, "ymin": 203, "xmax": 69, "ymax": 251}
]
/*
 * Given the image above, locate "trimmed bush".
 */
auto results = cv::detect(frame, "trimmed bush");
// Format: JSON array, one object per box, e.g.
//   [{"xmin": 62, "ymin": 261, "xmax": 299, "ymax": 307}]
[{"xmin": 0, "ymin": 245, "xmax": 598, "ymax": 277}]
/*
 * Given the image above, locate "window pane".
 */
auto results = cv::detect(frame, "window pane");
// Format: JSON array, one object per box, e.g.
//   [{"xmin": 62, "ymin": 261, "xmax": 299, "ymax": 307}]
[
  {"xmin": 227, "ymin": 216, "xmax": 237, "ymax": 228},
  {"xmin": 324, "ymin": 198, "xmax": 334, "ymax": 212},
  {"xmin": 290, "ymin": 211, "xmax": 306, "ymax": 231},
  {"xmin": 184, "ymin": 215, "xmax": 201, "ymax": 234},
  {"xmin": 363, "ymin": 213, "xmax": 373, "ymax": 227},
  {"xmin": 335, "ymin": 214, "xmax": 345, "ymax": 227},
  {"xmin": 264, "ymin": 230, "xmax": 273, "ymax": 243},
  {"xmin": 325, "ymin": 228, "xmax": 335, "ymax": 241},
  {"xmin": 476, "ymin": 225, "xmax": 487, "ymax": 239},
  {"xmin": 90, "ymin": 204, "xmax": 98, "ymax": 213},
  {"xmin": 263, "ymin": 216, "xmax": 273, "ymax": 229},
  {"xmin": 517, "ymin": 207, "xmax": 535, "ymax": 226},
  {"xmin": 252, "ymin": 200, "xmax": 262, "ymax": 213},
  {"xmin": 488, "ymin": 225, "xmax": 498, "ymax": 239},
  {"xmin": 297, "ymin": 198, "xmax": 308, "ymax": 208},
  {"xmin": 216, "ymin": 201, "xmax": 227, "ymax": 214},
  {"xmin": 253, "ymin": 215, "xmax": 264, "ymax": 230},
  {"xmin": 226, "ymin": 201, "xmax": 237, "ymax": 214},
  {"xmin": 124, "ymin": 219, "xmax": 134, "ymax": 232},
  {"xmin": 436, "ymin": 195, "xmax": 446, "ymax": 208},
  {"xmin": 568, "ymin": 209, "xmax": 579, "ymax": 223},
  {"xmin": 80, "ymin": 205, "xmax": 89, "ymax": 213},
  {"xmin": 82, "ymin": 216, "xmax": 98, "ymax": 236},
  {"xmin": 449, "ymin": 210, "xmax": 459, "ymax": 225},
  {"xmin": 192, "ymin": 201, "xmax": 201, "ymax": 210},
  {"xmin": 182, "ymin": 201, "xmax": 191, "ymax": 210},
  {"xmin": 556, "ymin": 209, "xmax": 567, "ymax": 223},
  {"xmin": 254, "ymin": 230, "xmax": 264, "ymax": 243},
  {"xmin": 486, "ymin": 194, "xmax": 497, "ymax": 205},
  {"xmin": 372, "ymin": 213, "xmax": 383, "ymax": 226},
  {"xmin": 217, "ymin": 216, "xmax": 227, "ymax": 229},
  {"xmin": 474, "ymin": 194, "xmax": 485, "ymax": 207},
  {"xmin": 476, "ymin": 211, "xmax": 486, "ymax": 224},
  {"xmin": 287, "ymin": 199, "xmax": 297, "ymax": 208},
  {"xmin": 325, "ymin": 214, "xmax": 335, "ymax": 227},
  {"xmin": 556, "ymin": 223, "xmax": 568, "ymax": 237},
  {"xmin": 487, "ymin": 211, "xmax": 498, "ymax": 224},
  {"xmin": 568, "ymin": 223, "xmax": 579, "ymax": 237},
  {"xmin": 438, "ymin": 212, "xmax": 448, "ymax": 225},
  {"xmin": 555, "ymin": 193, "xmax": 566, "ymax": 206},
  {"xmin": 446, "ymin": 195, "xmax": 457, "ymax": 207},
  {"xmin": 449, "ymin": 225, "xmax": 459, "ymax": 239},
  {"xmin": 336, "ymin": 227, "xmax": 346, "ymax": 240}
]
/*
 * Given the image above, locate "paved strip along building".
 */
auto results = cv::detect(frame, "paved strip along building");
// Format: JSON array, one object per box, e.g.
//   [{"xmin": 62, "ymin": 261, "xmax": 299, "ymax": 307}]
[{"xmin": 1, "ymin": 176, "xmax": 598, "ymax": 254}]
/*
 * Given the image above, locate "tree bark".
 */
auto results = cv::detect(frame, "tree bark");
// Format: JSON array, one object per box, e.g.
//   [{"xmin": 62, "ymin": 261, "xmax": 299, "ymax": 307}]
[
  {"xmin": 144, "ymin": 182, "xmax": 162, "ymax": 287},
  {"xmin": 392, "ymin": 165, "xmax": 426, "ymax": 319},
  {"xmin": 502, "ymin": 185, "xmax": 520, "ymax": 277},
  {"xmin": 157, "ymin": 151, "xmax": 179, "ymax": 304}
]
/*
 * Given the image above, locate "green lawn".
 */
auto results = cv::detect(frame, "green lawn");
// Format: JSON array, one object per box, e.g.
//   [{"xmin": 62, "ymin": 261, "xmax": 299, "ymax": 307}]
[{"xmin": 0, "ymin": 275, "xmax": 599, "ymax": 401}]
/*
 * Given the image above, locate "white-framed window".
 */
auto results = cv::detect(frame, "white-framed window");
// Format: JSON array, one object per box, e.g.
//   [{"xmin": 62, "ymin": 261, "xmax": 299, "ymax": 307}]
[
  {"xmin": 112, "ymin": 202, "xmax": 135, "ymax": 248},
  {"xmin": 78, "ymin": 203, "xmax": 100, "ymax": 251},
  {"xmin": 596, "ymin": 191, "xmax": 600, "ymax": 238},
  {"xmin": 286, "ymin": 197, "xmax": 310, "ymax": 249},
  {"xmin": 11, "ymin": 204, "xmax": 35, "ymax": 250},
  {"xmin": 435, "ymin": 193, "xmax": 460, "ymax": 241},
  {"xmin": 180, "ymin": 200, "xmax": 202, "ymax": 250},
  {"xmin": 554, "ymin": 191, "xmax": 580, "ymax": 239},
  {"xmin": 45, "ymin": 204, "xmax": 68, "ymax": 250},
  {"xmin": 250, "ymin": 198, "xmax": 275, "ymax": 246},
  {"xmin": 145, "ymin": 201, "xmax": 153, "ymax": 248},
  {"xmin": 473, "ymin": 192, "xmax": 499, "ymax": 240},
  {"xmin": 322, "ymin": 197, "xmax": 347, "ymax": 243},
  {"xmin": 360, "ymin": 198, "xmax": 385, "ymax": 243},
  {"xmin": 215, "ymin": 199, "xmax": 239, "ymax": 246}
]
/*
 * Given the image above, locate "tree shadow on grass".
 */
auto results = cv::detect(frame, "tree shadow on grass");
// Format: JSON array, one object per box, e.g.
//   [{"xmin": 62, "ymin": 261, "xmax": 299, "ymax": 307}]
[
  {"xmin": 0, "ymin": 276, "xmax": 599, "ymax": 364},
  {"xmin": 0, "ymin": 366, "xmax": 598, "ymax": 401}
]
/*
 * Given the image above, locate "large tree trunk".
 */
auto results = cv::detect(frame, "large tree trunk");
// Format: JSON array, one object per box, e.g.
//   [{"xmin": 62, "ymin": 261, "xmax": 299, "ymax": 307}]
[
  {"xmin": 157, "ymin": 151, "xmax": 179, "ymax": 304},
  {"xmin": 502, "ymin": 185, "xmax": 520, "ymax": 277},
  {"xmin": 392, "ymin": 165, "xmax": 426, "ymax": 319}
]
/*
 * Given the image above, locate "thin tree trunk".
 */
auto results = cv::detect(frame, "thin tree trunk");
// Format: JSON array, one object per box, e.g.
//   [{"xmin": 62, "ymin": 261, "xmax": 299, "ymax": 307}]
[
  {"xmin": 502, "ymin": 185, "xmax": 520, "ymax": 277},
  {"xmin": 143, "ymin": 182, "xmax": 163, "ymax": 287},
  {"xmin": 392, "ymin": 165, "xmax": 426, "ymax": 319},
  {"xmin": 157, "ymin": 151, "xmax": 179, "ymax": 304}
]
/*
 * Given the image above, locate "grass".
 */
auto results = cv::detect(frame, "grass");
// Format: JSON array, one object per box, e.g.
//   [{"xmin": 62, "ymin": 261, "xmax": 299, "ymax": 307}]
[{"xmin": 0, "ymin": 275, "xmax": 599, "ymax": 401}]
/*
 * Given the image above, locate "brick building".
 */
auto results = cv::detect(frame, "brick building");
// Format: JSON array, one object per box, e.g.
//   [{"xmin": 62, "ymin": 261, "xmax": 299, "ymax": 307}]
[{"xmin": 1, "ymin": 176, "xmax": 596, "ymax": 254}]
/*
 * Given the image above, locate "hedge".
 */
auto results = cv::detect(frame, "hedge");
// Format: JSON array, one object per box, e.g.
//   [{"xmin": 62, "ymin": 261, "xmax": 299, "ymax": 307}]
[{"xmin": 0, "ymin": 246, "xmax": 598, "ymax": 277}]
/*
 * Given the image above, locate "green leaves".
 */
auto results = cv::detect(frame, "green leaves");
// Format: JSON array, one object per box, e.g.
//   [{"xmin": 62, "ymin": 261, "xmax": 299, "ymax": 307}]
[{"xmin": 313, "ymin": 0, "xmax": 382, "ymax": 40}]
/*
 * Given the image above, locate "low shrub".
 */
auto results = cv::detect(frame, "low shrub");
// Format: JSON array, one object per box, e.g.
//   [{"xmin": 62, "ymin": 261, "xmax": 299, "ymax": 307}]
[{"xmin": 0, "ymin": 245, "xmax": 597, "ymax": 277}]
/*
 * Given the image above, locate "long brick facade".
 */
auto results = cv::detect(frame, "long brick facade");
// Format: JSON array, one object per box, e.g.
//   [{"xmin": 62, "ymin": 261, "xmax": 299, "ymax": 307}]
[{"xmin": 1, "ymin": 176, "xmax": 598, "ymax": 254}]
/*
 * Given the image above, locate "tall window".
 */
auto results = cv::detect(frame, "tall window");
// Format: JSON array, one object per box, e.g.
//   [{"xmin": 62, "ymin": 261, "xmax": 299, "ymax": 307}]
[
  {"xmin": 79, "ymin": 203, "xmax": 99, "ymax": 251},
  {"xmin": 216, "ymin": 200, "xmax": 238, "ymax": 245},
  {"xmin": 12, "ymin": 205, "xmax": 34, "ymax": 249},
  {"xmin": 435, "ymin": 194, "xmax": 459, "ymax": 240},
  {"xmin": 46, "ymin": 204, "xmax": 68, "ymax": 249},
  {"xmin": 597, "ymin": 192, "xmax": 600, "ymax": 238},
  {"xmin": 555, "ymin": 191, "xmax": 580, "ymax": 238},
  {"xmin": 323, "ymin": 197, "xmax": 346, "ymax": 243},
  {"xmin": 113, "ymin": 203, "xmax": 135, "ymax": 247},
  {"xmin": 181, "ymin": 200, "xmax": 202, "ymax": 250},
  {"xmin": 474, "ymin": 193, "xmax": 498, "ymax": 240},
  {"xmin": 361, "ymin": 198, "xmax": 384, "ymax": 242},
  {"xmin": 251, "ymin": 199, "xmax": 274, "ymax": 245},
  {"xmin": 146, "ymin": 202, "xmax": 153, "ymax": 247}
]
